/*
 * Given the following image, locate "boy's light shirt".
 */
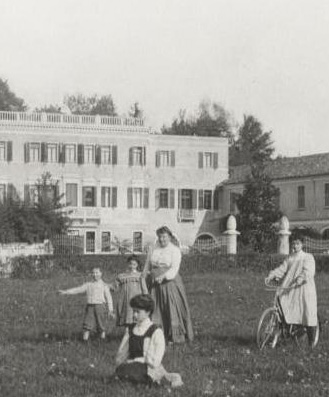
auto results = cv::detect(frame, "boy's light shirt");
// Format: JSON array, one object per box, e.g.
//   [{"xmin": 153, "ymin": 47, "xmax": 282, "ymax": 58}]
[{"xmin": 64, "ymin": 280, "xmax": 113, "ymax": 310}]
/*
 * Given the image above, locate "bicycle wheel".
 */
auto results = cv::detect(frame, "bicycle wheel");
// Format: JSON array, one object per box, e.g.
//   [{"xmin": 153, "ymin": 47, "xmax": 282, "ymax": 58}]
[
  {"xmin": 257, "ymin": 308, "xmax": 280, "ymax": 350},
  {"xmin": 294, "ymin": 321, "xmax": 320, "ymax": 352}
]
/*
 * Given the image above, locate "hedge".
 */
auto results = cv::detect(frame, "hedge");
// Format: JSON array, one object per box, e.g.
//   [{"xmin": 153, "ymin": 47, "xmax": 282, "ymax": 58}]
[{"xmin": 8, "ymin": 253, "xmax": 329, "ymax": 279}]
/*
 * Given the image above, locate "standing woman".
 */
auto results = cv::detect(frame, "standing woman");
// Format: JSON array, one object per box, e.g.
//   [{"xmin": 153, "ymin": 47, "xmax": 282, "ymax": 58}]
[{"xmin": 143, "ymin": 226, "xmax": 193, "ymax": 343}]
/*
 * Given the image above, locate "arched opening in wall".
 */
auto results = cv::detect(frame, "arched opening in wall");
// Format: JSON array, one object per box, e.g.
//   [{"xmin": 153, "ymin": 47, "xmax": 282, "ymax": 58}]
[
  {"xmin": 322, "ymin": 228, "xmax": 329, "ymax": 240},
  {"xmin": 193, "ymin": 233, "xmax": 217, "ymax": 253}
]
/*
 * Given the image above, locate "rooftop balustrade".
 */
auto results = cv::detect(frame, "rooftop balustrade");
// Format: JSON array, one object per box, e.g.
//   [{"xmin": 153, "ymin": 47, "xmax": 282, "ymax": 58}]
[{"xmin": 0, "ymin": 111, "xmax": 157, "ymax": 134}]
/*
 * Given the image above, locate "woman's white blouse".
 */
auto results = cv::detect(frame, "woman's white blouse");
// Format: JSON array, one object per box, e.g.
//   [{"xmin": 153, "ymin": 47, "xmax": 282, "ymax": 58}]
[
  {"xmin": 115, "ymin": 318, "xmax": 165, "ymax": 369},
  {"xmin": 146, "ymin": 242, "xmax": 182, "ymax": 281}
]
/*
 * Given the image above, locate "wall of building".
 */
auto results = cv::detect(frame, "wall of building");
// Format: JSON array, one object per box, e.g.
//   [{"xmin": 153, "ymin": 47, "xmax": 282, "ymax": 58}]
[
  {"xmin": 0, "ymin": 115, "xmax": 228, "ymax": 252},
  {"xmin": 223, "ymin": 175, "xmax": 329, "ymax": 234}
]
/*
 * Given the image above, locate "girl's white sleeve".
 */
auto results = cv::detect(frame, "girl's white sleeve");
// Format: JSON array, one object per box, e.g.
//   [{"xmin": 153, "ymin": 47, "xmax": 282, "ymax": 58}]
[
  {"xmin": 115, "ymin": 328, "xmax": 129, "ymax": 366},
  {"xmin": 269, "ymin": 259, "xmax": 288, "ymax": 280},
  {"xmin": 144, "ymin": 328, "xmax": 165, "ymax": 368},
  {"xmin": 163, "ymin": 246, "xmax": 181, "ymax": 280}
]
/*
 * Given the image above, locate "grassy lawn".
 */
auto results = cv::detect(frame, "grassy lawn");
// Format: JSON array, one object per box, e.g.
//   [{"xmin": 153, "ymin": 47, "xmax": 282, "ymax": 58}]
[{"xmin": 0, "ymin": 268, "xmax": 329, "ymax": 397}]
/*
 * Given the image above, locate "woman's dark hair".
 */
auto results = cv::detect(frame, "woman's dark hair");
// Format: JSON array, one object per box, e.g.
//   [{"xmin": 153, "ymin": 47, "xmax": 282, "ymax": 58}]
[
  {"xmin": 156, "ymin": 226, "xmax": 173, "ymax": 238},
  {"xmin": 127, "ymin": 254, "xmax": 141, "ymax": 270},
  {"xmin": 130, "ymin": 294, "xmax": 155, "ymax": 315}
]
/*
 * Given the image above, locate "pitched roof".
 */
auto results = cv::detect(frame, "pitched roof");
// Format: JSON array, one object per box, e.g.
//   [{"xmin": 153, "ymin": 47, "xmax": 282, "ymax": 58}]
[{"xmin": 227, "ymin": 152, "xmax": 329, "ymax": 184}]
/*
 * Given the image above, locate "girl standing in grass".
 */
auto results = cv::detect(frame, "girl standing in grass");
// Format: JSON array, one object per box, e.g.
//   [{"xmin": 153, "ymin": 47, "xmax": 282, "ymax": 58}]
[{"xmin": 113, "ymin": 255, "xmax": 148, "ymax": 327}]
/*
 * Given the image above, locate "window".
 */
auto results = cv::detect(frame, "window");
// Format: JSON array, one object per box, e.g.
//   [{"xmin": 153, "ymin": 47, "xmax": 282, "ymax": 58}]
[
  {"xmin": 0, "ymin": 184, "xmax": 6, "ymax": 203},
  {"xmin": 325, "ymin": 184, "xmax": 329, "ymax": 207},
  {"xmin": 133, "ymin": 231, "xmax": 143, "ymax": 253},
  {"xmin": 47, "ymin": 144, "xmax": 58, "ymax": 163},
  {"xmin": 65, "ymin": 144, "xmax": 76, "ymax": 163},
  {"xmin": 155, "ymin": 188, "xmax": 175, "ymax": 209},
  {"xmin": 24, "ymin": 185, "xmax": 39, "ymax": 205},
  {"xmin": 129, "ymin": 147, "xmax": 146, "ymax": 166},
  {"xmin": 178, "ymin": 189, "xmax": 197, "ymax": 210},
  {"xmin": 66, "ymin": 183, "xmax": 78, "ymax": 206},
  {"xmin": 198, "ymin": 190, "xmax": 213, "ymax": 210},
  {"xmin": 155, "ymin": 150, "xmax": 175, "ymax": 167},
  {"xmin": 84, "ymin": 145, "xmax": 95, "ymax": 164},
  {"xmin": 30, "ymin": 143, "xmax": 40, "ymax": 163},
  {"xmin": 101, "ymin": 187, "xmax": 117, "ymax": 208},
  {"xmin": 230, "ymin": 192, "xmax": 239, "ymax": 213},
  {"xmin": 101, "ymin": 146, "xmax": 111, "ymax": 164},
  {"xmin": 198, "ymin": 152, "xmax": 219, "ymax": 169},
  {"xmin": 127, "ymin": 187, "xmax": 149, "ymax": 208},
  {"xmin": 82, "ymin": 186, "xmax": 97, "ymax": 207},
  {"xmin": 101, "ymin": 232, "xmax": 112, "ymax": 252},
  {"xmin": 0, "ymin": 142, "xmax": 5, "ymax": 161},
  {"xmin": 86, "ymin": 231, "xmax": 96, "ymax": 253},
  {"xmin": 298, "ymin": 185, "xmax": 305, "ymax": 209}
]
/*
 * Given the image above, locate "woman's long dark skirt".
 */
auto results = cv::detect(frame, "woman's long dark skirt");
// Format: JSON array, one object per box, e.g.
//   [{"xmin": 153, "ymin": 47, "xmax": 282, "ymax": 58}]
[{"xmin": 149, "ymin": 274, "xmax": 193, "ymax": 343}]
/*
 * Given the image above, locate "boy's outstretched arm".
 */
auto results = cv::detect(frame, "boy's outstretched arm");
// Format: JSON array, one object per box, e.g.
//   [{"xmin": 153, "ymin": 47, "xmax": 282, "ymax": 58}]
[{"xmin": 58, "ymin": 284, "xmax": 87, "ymax": 295}]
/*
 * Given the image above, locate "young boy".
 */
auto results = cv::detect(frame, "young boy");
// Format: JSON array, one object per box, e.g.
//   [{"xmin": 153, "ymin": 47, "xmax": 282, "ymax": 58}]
[
  {"xmin": 59, "ymin": 267, "xmax": 114, "ymax": 341},
  {"xmin": 115, "ymin": 294, "xmax": 183, "ymax": 387}
]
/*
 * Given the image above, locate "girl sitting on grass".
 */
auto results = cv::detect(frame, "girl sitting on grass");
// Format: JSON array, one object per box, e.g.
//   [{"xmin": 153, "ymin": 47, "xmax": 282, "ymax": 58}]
[
  {"xmin": 112, "ymin": 255, "xmax": 148, "ymax": 327},
  {"xmin": 59, "ymin": 267, "xmax": 114, "ymax": 341},
  {"xmin": 115, "ymin": 294, "xmax": 183, "ymax": 388}
]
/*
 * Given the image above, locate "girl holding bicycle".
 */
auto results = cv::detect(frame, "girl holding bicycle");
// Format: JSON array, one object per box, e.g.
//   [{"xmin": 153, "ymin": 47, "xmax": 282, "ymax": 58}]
[{"xmin": 265, "ymin": 238, "xmax": 318, "ymax": 348}]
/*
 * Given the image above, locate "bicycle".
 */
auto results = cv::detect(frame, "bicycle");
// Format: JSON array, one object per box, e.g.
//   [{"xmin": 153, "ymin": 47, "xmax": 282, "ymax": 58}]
[{"xmin": 256, "ymin": 279, "xmax": 320, "ymax": 351}]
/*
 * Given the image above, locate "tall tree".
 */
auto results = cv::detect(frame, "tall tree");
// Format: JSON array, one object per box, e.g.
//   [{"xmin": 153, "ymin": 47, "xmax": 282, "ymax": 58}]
[
  {"xmin": 162, "ymin": 100, "xmax": 233, "ymax": 138},
  {"xmin": 236, "ymin": 168, "xmax": 282, "ymax": 252},
  {"xmin": 229, "ymin": 115, "xmax": 274, "ymax": 167},
  {"xmin": 63, "ymin": 93, "xmax": 117, "ymax": 116},
  {"xmin": 0, "ymin": 78, "xmax": 26, "ymax": 111},
  {"xmin": 0, "ymin": 172, "xmax": 71, "ymax": 244}
]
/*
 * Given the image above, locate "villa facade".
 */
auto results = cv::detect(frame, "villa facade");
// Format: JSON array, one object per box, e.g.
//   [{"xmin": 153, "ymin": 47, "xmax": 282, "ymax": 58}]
[{"xmin": 0, "ymin": 111, "xmax": 228, "ymax": 253}]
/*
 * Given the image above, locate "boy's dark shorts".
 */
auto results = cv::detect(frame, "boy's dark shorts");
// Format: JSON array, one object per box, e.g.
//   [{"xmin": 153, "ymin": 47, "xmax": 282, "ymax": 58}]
[{"xmin": 83, "ymin": 304, "xmax": 107, "ymax": 332}]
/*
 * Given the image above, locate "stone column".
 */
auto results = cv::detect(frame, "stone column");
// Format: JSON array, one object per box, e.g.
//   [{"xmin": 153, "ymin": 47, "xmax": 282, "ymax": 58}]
[
  {"xmin": 277, "ymin": 215, "xmax": 291, "ymax": 255},
  {"xmin": 223, "ymin": 215, "xmax": 240, "ymax": 254}
]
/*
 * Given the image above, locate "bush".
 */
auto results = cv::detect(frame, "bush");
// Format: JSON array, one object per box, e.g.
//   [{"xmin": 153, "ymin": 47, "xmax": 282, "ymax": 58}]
[{"xmin": 9, "ymin": 252, "xmax": 329, "ymax": 280}]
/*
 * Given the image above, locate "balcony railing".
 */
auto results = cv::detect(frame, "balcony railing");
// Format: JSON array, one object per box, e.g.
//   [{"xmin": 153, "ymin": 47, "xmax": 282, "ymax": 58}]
[
  {"xmin": 0, "ymin": 111, "xmax": 155, "ymax": 133},
  {"xmin": 177, "ymin": 209, "xmax": 196, "ymax": 222},
  {"xmin": 69, "ymin": 207, "xmax": 101, "ymax": 220}
]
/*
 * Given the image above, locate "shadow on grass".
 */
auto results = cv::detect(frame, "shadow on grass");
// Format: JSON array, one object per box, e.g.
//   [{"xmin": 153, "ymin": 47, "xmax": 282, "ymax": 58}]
[
  {"xmin": 7, "ymin": 329, "xmax": 123, "ymax": 344},
  {"xmin": 196, "ymin": 332, "xmax": 255, "ymax": 347}
]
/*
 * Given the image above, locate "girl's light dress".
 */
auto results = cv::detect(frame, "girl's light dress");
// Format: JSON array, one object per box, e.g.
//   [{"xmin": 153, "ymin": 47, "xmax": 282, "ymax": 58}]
[{"xmin": 115, "ymin": 271, "xmax": 148, "ymax": 326}]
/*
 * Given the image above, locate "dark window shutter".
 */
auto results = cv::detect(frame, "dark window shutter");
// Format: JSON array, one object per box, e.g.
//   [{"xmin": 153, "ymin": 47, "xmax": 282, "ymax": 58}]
[
  {"xmin": 213, "ymin": 187, "xmax": 221, "ymax": 210},
  {"xmin": 24, "ymin": 143, "xmax": 30, "ymax": 163},
  {"xmin": 142, "ymin": 147, "xmax": 146, "ymax": 166},
  {"xmin": 24, "ymin": 184, "xmax": 30, "ymax": 204},
  {"xmin": 59, "ymin": 144, "xmax": 66, "ymax": 163},
  {"xmin": 112, "ymin": 145, "xmax": 118, "ymax": 165},
  {"xmin": 198, "ymin": 152, "xmax": 203, "ymax": 168},
  {"xmin": 155, "ymin": 151, "xmax": 160, "ymax": 167},
  {"xmin": 78, "ymin": 144, "xmax": 84, "ymax": 165},
  {"xmin": 41, "ymin": 143, "xmax": 47, "ymax": 163},
  {"xmin": 143, "ymin": 188, "xmax": 149, "ymax": 209},
  {"xmin": 7, "ymin": 183, "xmax": 15, "ymax": 200},
  {"xmin": 169, "ymin": 189, "xmax": 175, "ymax": 208},
  {"xmin": 6, "ymin": 141, "xmax": 13, "ymax": 162},
  {"xmin": 95, "ymin": 145, "xmax": 101, "ymax": 165},
  {"xmin": 170, "ymin": 151, "xmax": 175, "ymax": 167},
  {"xmin": 127, "ymin": 187, "xmax": 133, "ymax": 208},
  {"xmin": 213, "ymin": 153, "xmax": 218, "ymax": 169},
  {"xmin": 93, "ymin": 187, "xmax": 97, "ymax": 207},
  {"xmin": 178, "ymin": 189, "xmax": 181, "ymax": 209},
  {"xmin": 192, "ymin": 190, "xmax": 198, "ymax": 209},
  {"xmin": 112, "ymin": 187, "xmax": 117, "ymax": 208},
  {"xmin": 101, "ymin": 187, "xmax": 105, "ymax": 207},
  {"xmin": 155, "ymin": 188, "xmax": 160, "ymax": 209},
  {"xmin": 129, "ymin": 148, "xmax": 133, "ymax": 166},
  {"xmin": 198, "ymin": 190, "xmax": 204, "ymax": 210}
]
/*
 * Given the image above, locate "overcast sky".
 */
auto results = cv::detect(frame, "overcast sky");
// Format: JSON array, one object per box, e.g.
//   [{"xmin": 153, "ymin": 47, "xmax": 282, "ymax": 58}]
[{"xmin": 1, "ymin": 0, "xmax": 329, "ymax": 157}]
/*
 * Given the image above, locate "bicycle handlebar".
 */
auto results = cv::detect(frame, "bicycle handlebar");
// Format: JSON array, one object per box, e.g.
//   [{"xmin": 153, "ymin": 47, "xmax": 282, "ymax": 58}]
[{"xmin": 264, "ymin": 278, "xmax": 295, "ymax": 290}]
